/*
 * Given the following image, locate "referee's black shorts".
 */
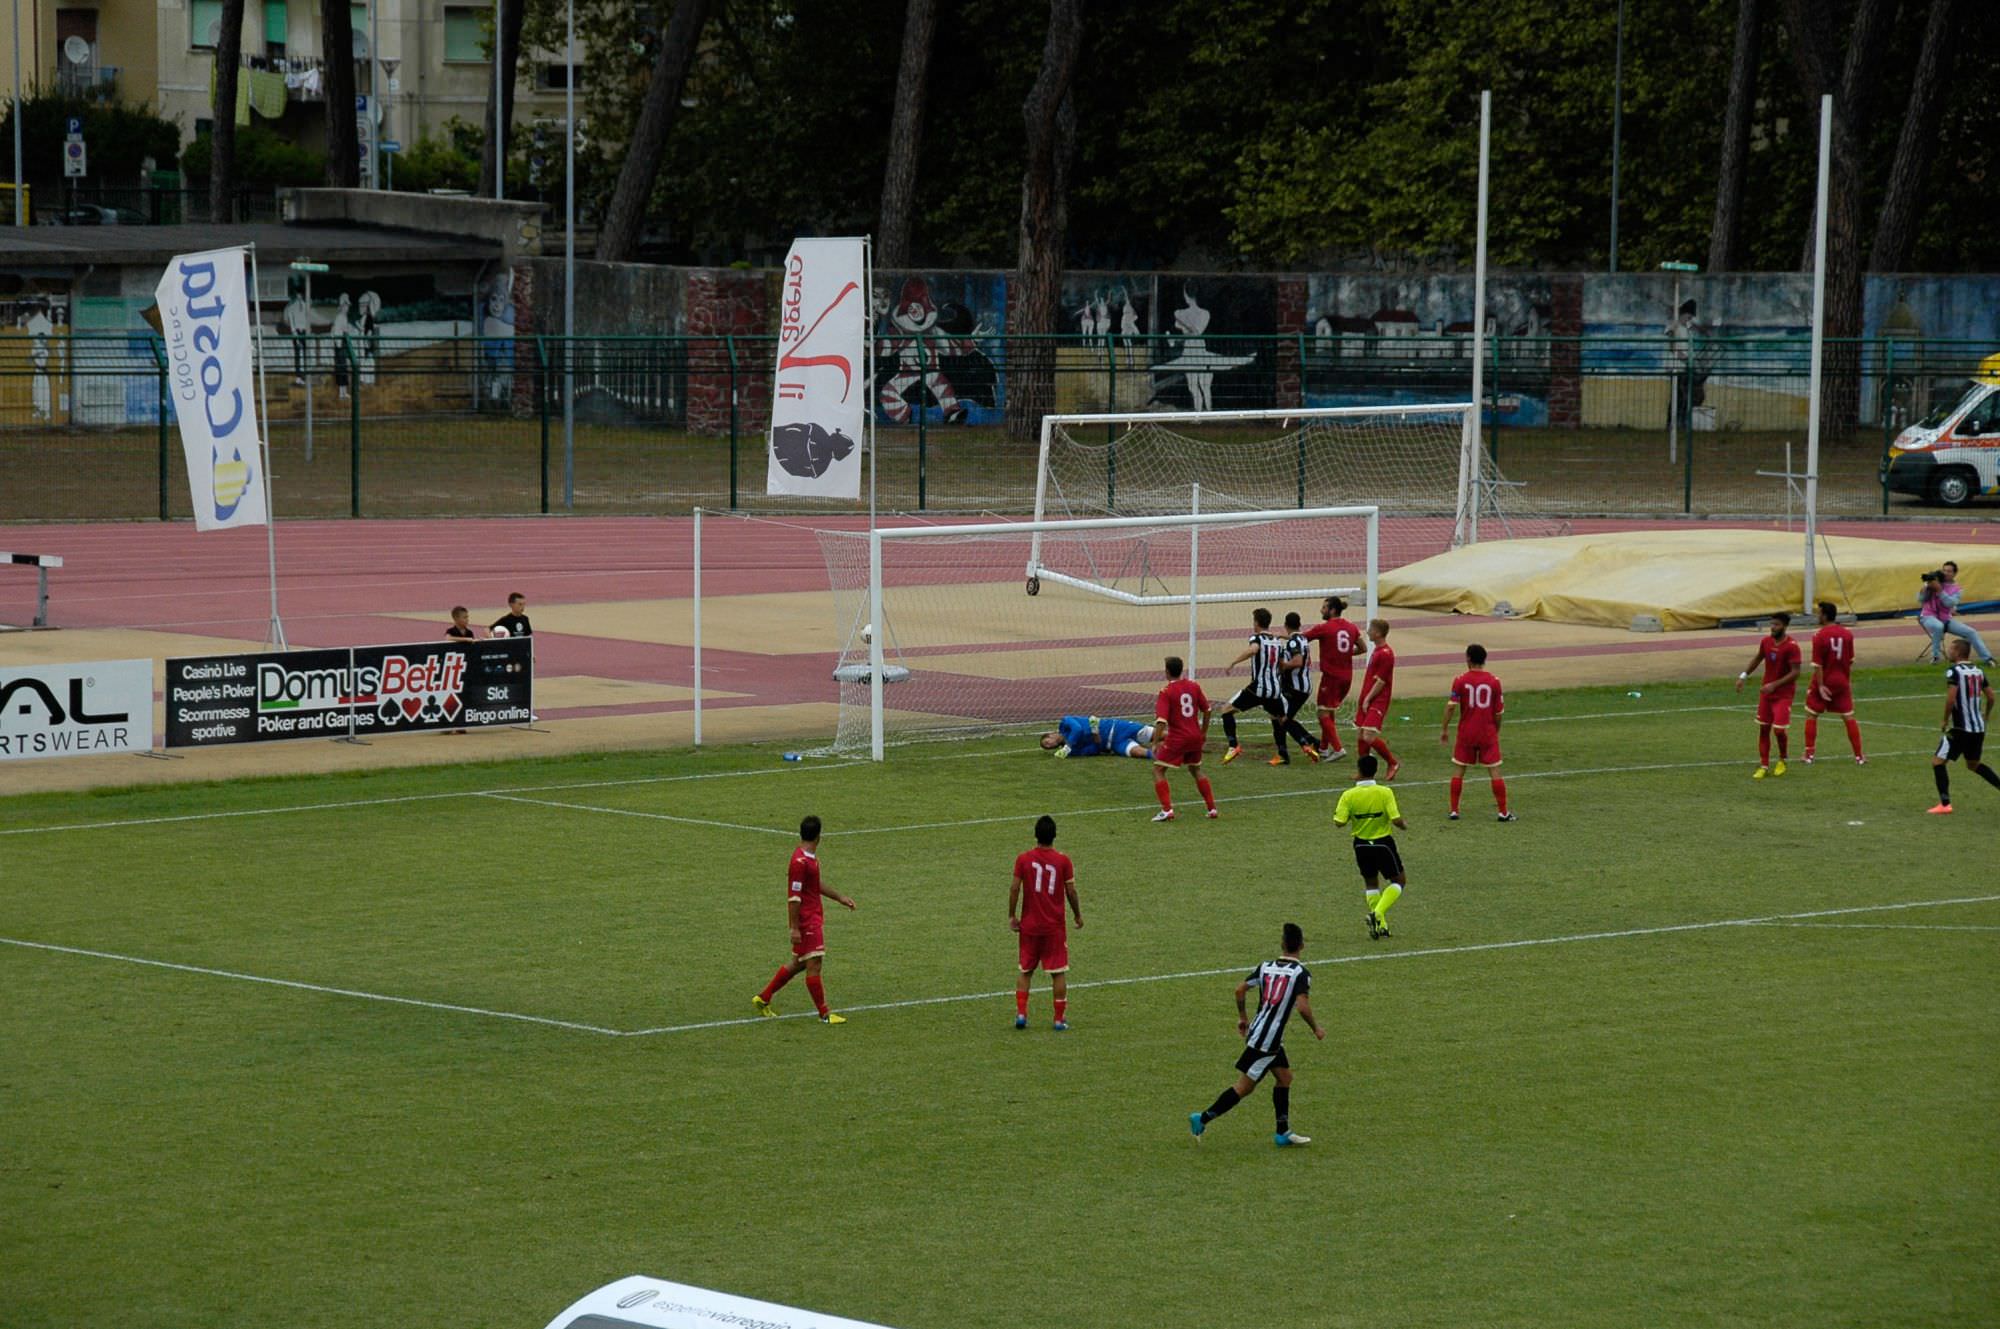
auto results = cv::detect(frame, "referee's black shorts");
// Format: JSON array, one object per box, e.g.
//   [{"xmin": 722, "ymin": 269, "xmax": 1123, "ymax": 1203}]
[
  {"xmin": 1352, "ymin": 835, "xmax": 1404, "ymax": 882},
  {"xmin": 1937, "ymin": 729, "xmax": 1985, "ymax": 764}
]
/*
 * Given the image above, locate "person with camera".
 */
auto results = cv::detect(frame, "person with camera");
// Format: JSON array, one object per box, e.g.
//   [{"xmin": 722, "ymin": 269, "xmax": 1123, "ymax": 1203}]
[{"xmin": 1919, "ymin": 561, "xmax": 1994, "ymax": 666}]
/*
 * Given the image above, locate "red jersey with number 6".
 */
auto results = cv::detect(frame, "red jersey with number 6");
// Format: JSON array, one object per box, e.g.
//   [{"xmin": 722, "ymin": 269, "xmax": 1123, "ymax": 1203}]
[
  {"xmin": 1303, "ymin": 618, "xmax": 1364, "ymax": 681},
  {"xmin": 1449, "ymin": 669, "xmax": 1505, "ymax": 739},
  {"xmin": 1156, "ymin": 679, "xmax": 1210, "ymax": 744},
  {"xmin": 1014, "ymin": 847, "xmax": 1074, "ymax": 936}
]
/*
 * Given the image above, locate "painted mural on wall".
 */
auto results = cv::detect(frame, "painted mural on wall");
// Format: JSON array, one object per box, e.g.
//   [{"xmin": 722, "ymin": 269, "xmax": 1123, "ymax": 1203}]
[
  {"xmin": 1148, "ymin": 278, "xmax": 1276, "ymax": 412},
  {"xmin": 1055, "ymin": 274, "xmax": 1153, "ymax": 413},
  {"xmin": 1582, "ymin": 275, "xmax": 1812, "ymax": 432},
  {"xmin": 1863, "ymin": 276, "xmax": 2000, "ymax": 429},
  {"xmin": 0, "ymin": 292, "xmax": 71, "ymax": 427},
  {"xmin": 873, "ymin": 271, "xmax": 1005, "ymax": 426},
  {"xmin": 1304, "ymin": 276, "xmax": 1553, "ymax": 426}
]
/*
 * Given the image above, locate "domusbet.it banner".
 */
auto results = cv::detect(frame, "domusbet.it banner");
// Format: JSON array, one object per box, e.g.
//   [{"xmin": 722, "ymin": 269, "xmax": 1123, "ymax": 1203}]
[
  {"xmin": 154, "ymin": 246, "xmax": 267, "ymax": 531},
  {"xmin": 0, "ymin": 659, "xmax": 154, "ymax": 761},
  {"xmin": 165, "ymin": 638, "xmax": 533, "ymax": 748},
  {"xmin": 767, "ymin": 236, "xmax": 867, "ymax": 499}
]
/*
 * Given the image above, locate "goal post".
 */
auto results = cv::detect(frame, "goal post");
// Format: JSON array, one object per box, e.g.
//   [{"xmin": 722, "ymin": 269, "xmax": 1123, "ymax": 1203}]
[
  {"xmin": 836, "ymin": 504, "xmax": 1380, "ymax": 760},
  {"xmin": 1028, "ymin": 403, "xmax": 1489, "ymax": 579}
]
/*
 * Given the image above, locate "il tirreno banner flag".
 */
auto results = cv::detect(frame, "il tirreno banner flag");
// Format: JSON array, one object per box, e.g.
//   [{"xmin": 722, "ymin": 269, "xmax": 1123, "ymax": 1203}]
[
  {"xmin": 154, "ymin": 246, "xmax": 267, "ymax": 531},
  {"xmin": 767, "ymin": 236, "xmax": 866, "ymax": 499}
]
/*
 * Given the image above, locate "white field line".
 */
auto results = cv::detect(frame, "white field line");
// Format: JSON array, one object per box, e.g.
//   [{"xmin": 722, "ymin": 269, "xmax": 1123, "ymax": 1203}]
[
  {"xmin": 1505, "ymin": 693, "xmax": 1938, "ymax": 725},
  {"xmin": 619, "ymin": 893, "xmax": 2000, "ymax": 1036},
  {"xmin": 1749, "ymin": 921, "xmax": 2000, "ymax": 933},
  {"xmin": 477, "ymin": 791, "xmax": 794, "ymax": 837},
  {"xmin": 10, "ymin": 894, "xmax": 1994, "ymax": 1039},
  {"xmin": 0, "ymin": 760, "xmax": 864, "ymax": 839},
  {"xmin": 0, "ymin": 936, "xmax": 624, "ymax": 1035}
]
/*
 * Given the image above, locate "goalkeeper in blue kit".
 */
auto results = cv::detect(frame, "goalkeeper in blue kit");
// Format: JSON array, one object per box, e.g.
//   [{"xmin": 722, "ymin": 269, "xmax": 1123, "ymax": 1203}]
[{"xmin": 1040, "ymin": 715, "xmax": 1156, "ymax": 758}]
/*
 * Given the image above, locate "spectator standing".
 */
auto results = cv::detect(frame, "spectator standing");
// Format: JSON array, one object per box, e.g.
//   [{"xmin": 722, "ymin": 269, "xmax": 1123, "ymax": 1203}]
[
  {"xmin": 492, "ymin": 593, "xmax": 532, "ymax": 639},
  {"xmin": 445, "ymin": 606, "xmax": 476, "ymax": 641}
]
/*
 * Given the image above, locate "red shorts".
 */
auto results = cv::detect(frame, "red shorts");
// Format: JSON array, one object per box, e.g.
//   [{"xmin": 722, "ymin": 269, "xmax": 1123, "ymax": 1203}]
[
  {"xmin": 1316, "ymin": 674, "xmax": 1352, "ymax": 709},
  {"xmin": 1804, "ymin": 682, "xmax": 1853, "ymax": 716},
  {"xmin": 1453, "ymin": 733, "xmax": 1502, "ymax": 766},
  {"xmin": 1756, "ymin": 693, "xmax": 1794, "ymax": 728},
  {"xmin": 1154, "ymin": 734, "xmax": 1205, "ymax": 767},
  {"xmin": 1018, "ymin": 929, "xmax": 1069, "ymax": 975},
  {"xmin": 792, "ymin": 916, "xmax": 825, "ymax": 960},
  {"xmin": 1355, "ymin": 699, "xmax": 1390, "ymax": 731}
]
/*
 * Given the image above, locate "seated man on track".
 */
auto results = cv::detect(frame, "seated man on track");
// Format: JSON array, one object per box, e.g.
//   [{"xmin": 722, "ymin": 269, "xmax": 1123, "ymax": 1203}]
[{"xmin": 1040, "ymin": 714, "xmax": 1156, "ymax": 759}]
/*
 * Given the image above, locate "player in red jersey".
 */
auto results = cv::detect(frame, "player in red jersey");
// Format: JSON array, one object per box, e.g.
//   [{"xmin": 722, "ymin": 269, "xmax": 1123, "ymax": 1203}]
[
  {"xmin": 1440, "ymin": 643, "xmax": 1515, "ymax": 821},
  {"xmin": 1152, "ymin": 655, "xmax": 1219, "ymax": 822},
  {"xmin": 1009, "ymin": 814, "xmax": 1083, "ymax": 1031},
  {"xmin": 1735, "ymin": 611, "xmax": 1802, "ymax": 779},
  {"xmin": 1302, "ymin": 594, "xmax": 1366, "ymax": 759},
  {"xmin": 1802, "ymin": 600, "xmax": 1865, "ymax": 765},
  {"xmin": 1353, "ymin": 619, "xmax": 1400, "ymax": 780},
  {"xmin": 751, "ymin": 814, "xmax": 858, "ymax": 1023}
]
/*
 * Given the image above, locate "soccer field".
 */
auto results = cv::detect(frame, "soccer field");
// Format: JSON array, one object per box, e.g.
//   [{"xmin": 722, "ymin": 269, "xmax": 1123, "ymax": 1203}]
[{"xmin": 3, "ymin": 669, "xmax": 1996, "ymax": 1328}]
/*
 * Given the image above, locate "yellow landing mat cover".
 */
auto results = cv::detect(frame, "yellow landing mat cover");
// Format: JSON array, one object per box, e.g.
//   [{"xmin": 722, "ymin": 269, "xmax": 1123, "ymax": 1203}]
[{"xmin": 1381, "ymin": 530, "xmax": 2000, "ymax": 631}]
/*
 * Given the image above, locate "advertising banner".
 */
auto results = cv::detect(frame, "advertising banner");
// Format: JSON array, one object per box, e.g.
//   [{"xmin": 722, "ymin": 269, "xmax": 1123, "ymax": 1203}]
[
  {"xmin": 154, "ymin": 245, "xmax": 268, "ymax": 531},
  {"xmin": 165, "ymin": 638, "xmax": 532, "ymax": 749},
  {"xmin": 0, "ymin": 658, "xmax": 154, "ymax": 761},
  {"xmin": 767, "ymin": 236, "xmax": 868, "ymax": 499}
]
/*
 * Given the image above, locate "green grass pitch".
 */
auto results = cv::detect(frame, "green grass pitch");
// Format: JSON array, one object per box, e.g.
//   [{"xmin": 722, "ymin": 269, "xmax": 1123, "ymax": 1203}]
[{"xmin": 3, "ymin": 669, "xmax": 1996, "ymax": 1328}]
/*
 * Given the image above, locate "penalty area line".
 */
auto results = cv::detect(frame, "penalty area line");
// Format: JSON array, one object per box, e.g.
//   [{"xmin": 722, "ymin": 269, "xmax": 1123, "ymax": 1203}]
[
  {"xmin": 617, "ymin": 892, "xmax": 2000, "ymax": 1037},
  {"xmin": 476, "ymin": 791, "xmax": 795, "ymax": 837}
]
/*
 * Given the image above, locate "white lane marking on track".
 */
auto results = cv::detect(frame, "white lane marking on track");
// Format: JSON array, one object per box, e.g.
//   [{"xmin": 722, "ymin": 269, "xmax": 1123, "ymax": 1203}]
[
  {"xmin": 476, "ymin": 791, "xmax": 794, "ymax": 836},
  {"xmin": 0, "ymin": 761, "xmax": 863, "ymax": 838},
  {"xmin": 617, "ymin": 893, "xmax": 2000, "ymax": 1036},
  {"xmin": 0, "ymin": 937, "xmax": 623, "ymax": 1035}
]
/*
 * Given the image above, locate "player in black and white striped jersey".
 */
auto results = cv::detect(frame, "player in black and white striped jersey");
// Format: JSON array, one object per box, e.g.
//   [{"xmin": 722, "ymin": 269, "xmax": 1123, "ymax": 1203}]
[
  {"xmin": 1928, "ymin": 638, "xmax": 1998, "ymax": 814},
  {"xmin": 1219, "ymin": 607, "xmax": 1287, "ymax": 764},
  {"xmin": 1268, "ymin": 611, "xmax": 1323, "ymax": 765},
  {"xmin": 1189, "ymin": 922, "xmax": 1324, "ymax": 1148}
]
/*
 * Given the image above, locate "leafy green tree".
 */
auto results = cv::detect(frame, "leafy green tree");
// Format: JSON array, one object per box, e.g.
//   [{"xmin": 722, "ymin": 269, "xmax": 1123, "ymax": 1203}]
[{"xmin": 0, "ymin": 97, "xmax": 180, "ymax": 185}]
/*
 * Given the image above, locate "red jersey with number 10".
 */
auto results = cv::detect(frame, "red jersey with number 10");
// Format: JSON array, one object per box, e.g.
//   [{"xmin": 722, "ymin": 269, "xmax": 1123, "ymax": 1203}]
[
  {"xmin": 787, "ymin": 846, "xmax": 823, "ymax": 924},
  {"xmin": 1449, "ymin": 669, "xmax": 1505, "ymax": 739},
  {"xmin": 1811, "ymin": 624, "xmax": 1855, "ymax": 687},
  {"xmin": 1014, "ymin": 847, "xmax": 1074, "ymax": 935},
  {"xmin": 1156, "ymin": 679, "xmax": 1210, "ymax": 744},
  {"xmin": 1760, "ymin": 635, "xmax": 1802, "ymax": 696}
]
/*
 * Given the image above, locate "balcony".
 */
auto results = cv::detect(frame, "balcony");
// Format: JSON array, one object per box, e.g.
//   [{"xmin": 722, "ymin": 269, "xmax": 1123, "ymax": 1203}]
[{"xmin": 56, "ymin": 64, "xmax": 119, "ymax": 102}]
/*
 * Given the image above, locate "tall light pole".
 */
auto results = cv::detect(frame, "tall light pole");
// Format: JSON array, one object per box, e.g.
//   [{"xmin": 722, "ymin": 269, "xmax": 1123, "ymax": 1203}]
[
  {"xmin": 1608, "ymin": 0, "xmax": 1624, "ymax": 272},
  {"xmin": 11, "ymin": 0, "xmax": 23, "ymax": 225},
  {"xmin": 563, "ymin": 0, "xmax": 575, "ymax": 508},
  {"xmin": 493, "ymin": 0, "xmax": 504, "ymax": 200}
]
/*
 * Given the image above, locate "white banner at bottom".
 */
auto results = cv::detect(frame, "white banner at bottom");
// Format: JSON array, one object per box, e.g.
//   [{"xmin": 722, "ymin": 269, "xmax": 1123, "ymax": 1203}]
[
  {"xmin": 0, "ymin": 658, "xmax": 154, "ymax": 760},
  {"xmin": 543, "ymin": 1276, "xmax": 898, "ymax": 1329}
]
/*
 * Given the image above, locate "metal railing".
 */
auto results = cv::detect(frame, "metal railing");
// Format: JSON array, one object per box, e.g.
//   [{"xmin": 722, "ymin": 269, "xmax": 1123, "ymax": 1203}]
[
  {"xmin": 51, "ymin": 186, "xmax": 283, "ymax": 226},
  {"xmin": 0, "ymin": 331, "xmax": 1991, "ymax": 522}
]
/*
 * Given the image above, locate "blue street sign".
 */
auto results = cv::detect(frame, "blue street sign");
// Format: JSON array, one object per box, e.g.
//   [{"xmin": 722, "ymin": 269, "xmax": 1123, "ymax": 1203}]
[
  {"xmin": 380, "ymin": 140, "xmax": 402, "ymax": 153},
  {"xmin": 66, "ymin": 116, "xmax": 82, "ymax": 135},
  {"xmin": 355, "ymin": 95, "xmax": 369, "ymax": 112}
]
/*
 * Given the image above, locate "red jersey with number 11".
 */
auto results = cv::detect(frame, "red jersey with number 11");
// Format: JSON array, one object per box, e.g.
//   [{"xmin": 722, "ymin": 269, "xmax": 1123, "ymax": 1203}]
[
  {"xmin": 1156, "ymin": 679, "xmax": 1210, "ymax": 744},
  {"xmin": 1014, "ymin": 847, "xmax": 1075, "ymax": 935}
]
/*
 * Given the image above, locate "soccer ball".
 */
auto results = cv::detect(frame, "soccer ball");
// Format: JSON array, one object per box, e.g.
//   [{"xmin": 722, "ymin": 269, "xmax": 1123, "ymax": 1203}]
[
  {"xmin": 491, "ymin": 625, "xmax": 510, "ymax": 638},
  {"xmin": 860, "ymin": 623, "xmax": 873, "ymax": 644}
]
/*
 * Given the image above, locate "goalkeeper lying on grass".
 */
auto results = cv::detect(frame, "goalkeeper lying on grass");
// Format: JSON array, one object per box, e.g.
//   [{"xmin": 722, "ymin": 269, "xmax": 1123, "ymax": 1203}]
[{"xmin": 1040, "ymin": 715, "xmax": 1156, "ymax": 759}]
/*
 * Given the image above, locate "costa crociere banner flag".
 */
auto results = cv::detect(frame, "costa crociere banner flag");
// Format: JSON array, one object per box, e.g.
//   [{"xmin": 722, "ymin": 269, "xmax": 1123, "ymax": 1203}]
[
  {"xmin": 766, "ymin": 237, "xmax": 867, "ymax": 499},
  {"xmin": 155, "ymin": 246, "xmax": 268, "ymax": 531}
]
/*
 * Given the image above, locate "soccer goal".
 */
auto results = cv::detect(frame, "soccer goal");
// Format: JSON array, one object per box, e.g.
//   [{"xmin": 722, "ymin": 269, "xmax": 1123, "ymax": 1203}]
[
  {"xmin": 813, "ymin": 505, "xmax": 1380, "ymax": 759},
  {"xmin": 1030, "ymin": 404, "xmax": 1517, "ymax": 576}
]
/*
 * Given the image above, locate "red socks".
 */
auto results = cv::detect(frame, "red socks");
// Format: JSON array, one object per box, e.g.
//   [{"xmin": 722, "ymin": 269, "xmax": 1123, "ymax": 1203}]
[
  {"xmin": 1804, "ymin": 716, "xmax": 1818, "ymax": 752},
  {"xmin": 1758, "ymin": 731, "xmax": 1771, "ymax": 765},
  {"xmin": 805, "ymin": 974, "xmax": 828, "ymax": 1017},
  {"xmin": 1016, "ymin": 989, "xmax": 1029, "ymax": 1018},
  {"xmin": 1844, "ymin": 715, "xmax": 1863, "ymax": 757},
  {"xmin": 758, "ymin": 966, "xmax": 793, "ymax": 1002},
  {"xmin": 1370, "ymin": 739, "xmax": 1397, "ymax": 766},
  {"xmin": 1154, "ymin": 778, "xmax": 1173, "ymax": 813},
  {"xmin": 1449, "ymin": 775, "xmax": 1463, "ymax": 813},
  {"xmin": 1053, "ymin": 997, "xmax": 1066, "ymax": 1023},
  {"xmin": 1320, "ymin": 713, "xmax": 1343, "ymax": 753},
  {"xmin": 1776, "ymin": 731, "xmax": 1788, "ymax": 758},
  {"xmin": 1492, "ymin": 776, "xmax": 1508, "ymax": 815},
  {"xmin": 1195, "ymin": 775, "xmax": 1216, "ymax": 811}
]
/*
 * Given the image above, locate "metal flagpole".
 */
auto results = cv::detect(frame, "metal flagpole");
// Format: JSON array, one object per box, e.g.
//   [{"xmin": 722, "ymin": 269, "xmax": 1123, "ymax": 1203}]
[
  {"xmin": 9, "ymin": 0, "xmax": 21, "ymax": 225},
  {"xmin": 1462, "ymin": 88, "xmax": 1491, "ymax": 548},
  {"xmin": 865, "ymin": 234, "xmax": 876, "ymax": 531},
  {"xmin": 692, "ymin": 506, "xmax": 703, "ymax": 746},
  {"xmin": 1803, "ymin": 94, "xmax": 1831, "ymax": 612},
  {"xmin": 247, "ymin": 244, "xmax": 287, "ymax": 649},
  {"xmin": 562, "ymin": 0, "xmax": 575, "ymax": 508},
  {"xmin": 493, "ymin": 0, "xmax": 505, "ymax": 201}
]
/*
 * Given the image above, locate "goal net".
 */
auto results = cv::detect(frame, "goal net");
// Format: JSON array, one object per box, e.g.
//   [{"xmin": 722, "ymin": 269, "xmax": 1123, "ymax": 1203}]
[
  {"xmin": 1032, "ymin": 404, "xmax": 1535, "ymax": 576},
  {"xmin": 814, "ymin": 506, "xmax": 1379, "ymax": 758}
]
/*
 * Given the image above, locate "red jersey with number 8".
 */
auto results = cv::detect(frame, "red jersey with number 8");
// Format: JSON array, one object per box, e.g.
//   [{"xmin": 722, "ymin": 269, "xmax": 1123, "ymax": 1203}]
[{"xmin": 1156, "ymin": 679, "xmax": 1210, "ymax": 744}]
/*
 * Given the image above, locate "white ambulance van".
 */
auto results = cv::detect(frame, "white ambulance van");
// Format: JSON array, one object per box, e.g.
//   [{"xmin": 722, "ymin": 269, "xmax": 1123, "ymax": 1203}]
[{"xmin": 1882, "ymin": 352, "xmax": 2000, "ymax": 507}]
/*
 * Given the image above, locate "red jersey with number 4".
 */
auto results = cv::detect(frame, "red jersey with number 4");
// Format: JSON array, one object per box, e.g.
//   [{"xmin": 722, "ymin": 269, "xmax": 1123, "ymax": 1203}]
[
  {"xmin": 1156, "ymin": 679, "xmax": 1211, "ymax": 744},
  {"xmin": 1014, "ymin": 847, "xmax": 1074, "ymax": 935},
  {"xmin": 1303, "ymin": 618, "xmax": 1364, "ymax": 681},
  {"xmin": 1761, "ymin": 635, "xmax": 1802, "ymax": 697},
  {"xmin": 1360, "ymin": 643, "xmax": 1395, "ymax": 708},
  {"xmin": 1811, "ymin": 624, "xmax": 1855, "ymax": 687},
  {"xmin": 788, "ymin": 846, "xmax": 824, "ymax": 924},
  {"xmin": 1449, "ymin": 669, "xmax": 1505, "ymax": 738}
]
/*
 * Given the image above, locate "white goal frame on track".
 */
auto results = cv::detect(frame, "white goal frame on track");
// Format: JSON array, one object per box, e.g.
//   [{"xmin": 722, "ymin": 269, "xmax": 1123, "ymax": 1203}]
[
  {"xmin": 860, "ymin": 505, "xmax": 1379, "ymax": 761},
  {"xmin": 1028, "ymin": 403, "xmax": 1484, "ymax": 576}
]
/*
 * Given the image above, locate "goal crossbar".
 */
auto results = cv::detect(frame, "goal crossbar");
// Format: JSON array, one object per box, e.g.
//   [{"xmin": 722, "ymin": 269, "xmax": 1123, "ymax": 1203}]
[{"xmin": 1028, "ymin": 567, "xmax": 1361, "ymax": 608}]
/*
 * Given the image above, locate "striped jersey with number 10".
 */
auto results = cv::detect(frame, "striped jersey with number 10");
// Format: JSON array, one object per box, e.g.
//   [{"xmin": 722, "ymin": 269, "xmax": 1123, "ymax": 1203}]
[
  {"xmin": 1947, "ymin": 662, "xmax": 1989, "ymax": 733},
  {"xmin": 1243, "ymin": 957, "xmax": 1310, "ymax": 1053}
]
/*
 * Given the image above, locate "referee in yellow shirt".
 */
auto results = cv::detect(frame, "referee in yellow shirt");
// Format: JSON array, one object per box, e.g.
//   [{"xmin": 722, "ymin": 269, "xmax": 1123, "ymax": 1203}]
[{"xmin": 1333, "ymin": 753, "xmax": 1410, "ymax": 939}]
